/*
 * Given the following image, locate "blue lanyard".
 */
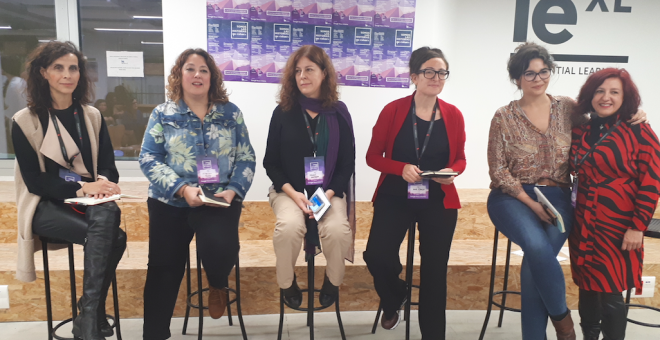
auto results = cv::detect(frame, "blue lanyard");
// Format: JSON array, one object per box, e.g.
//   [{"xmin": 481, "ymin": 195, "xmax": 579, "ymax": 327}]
[
  {"xmin": 411, "ymin": 100, "xmax": 439, "ymax": 166},
  {"xmin": 574, "ymin": 120, "xmax": 621, "ymax": 168}
]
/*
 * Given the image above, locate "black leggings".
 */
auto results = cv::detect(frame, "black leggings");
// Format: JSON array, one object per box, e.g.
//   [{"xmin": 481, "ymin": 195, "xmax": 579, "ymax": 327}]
[
  {"xmin": 579, "ymin": 289, "xmax": 628, "ymax": 340},
  {"xmin": 32, "ymin": 200, "xmax": 126, "ymax": 248},
  {"xmin": 142, "ymin": 198, "xmax": 242, "ymax": 340},
  {"xmin": 363, "ymin": 194, "xmax": 458, "ymax": 340}
]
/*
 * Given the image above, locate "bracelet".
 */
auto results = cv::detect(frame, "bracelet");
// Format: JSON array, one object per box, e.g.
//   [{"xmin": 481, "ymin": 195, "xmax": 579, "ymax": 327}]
[{"xmin": 178, "ymin": 185, "xmax": 188, "ymax": 198}]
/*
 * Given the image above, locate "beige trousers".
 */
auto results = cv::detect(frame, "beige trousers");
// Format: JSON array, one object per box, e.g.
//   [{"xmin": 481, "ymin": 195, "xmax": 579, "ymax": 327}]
[{"xmin": 269, "ymin": 188, "xmax": 352, "ymax": 289}]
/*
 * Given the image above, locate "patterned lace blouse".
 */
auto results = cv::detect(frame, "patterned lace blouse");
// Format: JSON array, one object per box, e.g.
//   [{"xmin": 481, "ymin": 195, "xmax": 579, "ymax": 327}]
[{"xmin": 487, "ymin": 95, "xmax": 576, "ymax": 197}]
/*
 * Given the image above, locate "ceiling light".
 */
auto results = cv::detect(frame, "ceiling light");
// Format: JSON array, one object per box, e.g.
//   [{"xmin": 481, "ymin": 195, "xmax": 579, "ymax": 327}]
[
  {"xmin": 38, "ymin": 39, "xmax": 55, "ymax": 43},
  {"xmin": 94, "ymin": 28, "xmax": 163, "ymax": 32},
  {"xmin": 0, "ymin": 26, "xmax": 11, "ymax": 30},
  {"xmin": 141, "ymin": 41, "xmax": 163, "ymax": 45},
  {"xmin": 133, "ymin": 16, "xmax": 162, "ymax": 20}
]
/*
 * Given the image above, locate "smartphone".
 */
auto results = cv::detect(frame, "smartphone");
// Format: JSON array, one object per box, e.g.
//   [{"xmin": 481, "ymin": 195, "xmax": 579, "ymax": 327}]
[{"xmin": 309, "ymin": 194, "xmax": 325, "ymax": 213}]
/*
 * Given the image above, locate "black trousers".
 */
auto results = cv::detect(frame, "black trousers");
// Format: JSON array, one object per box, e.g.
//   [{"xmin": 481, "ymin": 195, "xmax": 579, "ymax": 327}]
[
  {"xmin": 579, "ymin": 289, "xmax": 628, "ymax": 340},
  {"xmin": 363, "ymin": 194, "xmax": 458, "ymax": 340},
  {"xmin": 142, "ymin": 198, "xmax": 242, "ymax": 340}
]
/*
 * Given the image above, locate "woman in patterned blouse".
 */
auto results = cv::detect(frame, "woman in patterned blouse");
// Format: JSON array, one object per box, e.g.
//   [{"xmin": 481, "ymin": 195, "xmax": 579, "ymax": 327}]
[
  {"xmin": 486, "ymin": 43, "xmax": 645, "ymax": 340},
  {"xmin": 139, "ymin": 49, "xmax": 256, "ymax": 339}
]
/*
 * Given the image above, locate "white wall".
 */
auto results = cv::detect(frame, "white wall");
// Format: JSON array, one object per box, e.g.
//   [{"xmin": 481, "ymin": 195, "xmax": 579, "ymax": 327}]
[{"xmin": 163, "ymin": 0, "xmax": 660, "ymax": 201}]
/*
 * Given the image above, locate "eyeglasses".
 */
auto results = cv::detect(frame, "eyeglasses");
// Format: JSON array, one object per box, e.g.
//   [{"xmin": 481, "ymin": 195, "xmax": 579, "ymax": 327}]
[
  {"xmin": 418, "ymin": 68, "xmax": 450, "ymax": 80},
  {"xmin": 523, "ymin": 68, "xmax": 552, "ymax": 82}
]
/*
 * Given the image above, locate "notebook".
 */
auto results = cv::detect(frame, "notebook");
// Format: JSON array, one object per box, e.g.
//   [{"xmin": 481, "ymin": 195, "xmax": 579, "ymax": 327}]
[
  {"xmin": 198, "ymin": 187, "xmax": 230, "ymax": 207},
  {"xmin": 64, "ymin": 194, "xmax": 141, "ymax": 206}
]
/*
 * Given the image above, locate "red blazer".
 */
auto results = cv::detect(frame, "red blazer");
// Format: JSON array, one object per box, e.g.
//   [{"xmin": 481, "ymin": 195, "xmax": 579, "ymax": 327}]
[{"xmin": 366, "ymin": 93, "xmax": 466, "ymax": 209}]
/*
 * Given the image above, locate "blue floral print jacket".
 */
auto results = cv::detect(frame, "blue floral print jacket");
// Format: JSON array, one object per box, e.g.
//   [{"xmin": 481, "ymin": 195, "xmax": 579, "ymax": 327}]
[{"xmin": 139, "ymin": 100, "xmax": 256, "ymax": 207}]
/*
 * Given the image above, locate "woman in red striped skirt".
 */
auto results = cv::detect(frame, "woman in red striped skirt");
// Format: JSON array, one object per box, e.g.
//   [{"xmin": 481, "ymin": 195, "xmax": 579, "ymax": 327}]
[{"xmin": 569, "ymin": 68, "xmax": 660, "ymax": 340}]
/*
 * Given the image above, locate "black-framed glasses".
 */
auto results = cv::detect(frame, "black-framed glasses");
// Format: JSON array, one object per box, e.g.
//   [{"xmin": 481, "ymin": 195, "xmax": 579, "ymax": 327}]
[
  {"xmin": 523, "ymin": 68, "xmax": 552, "ymax": 82},
  {"xmin": 418, "ymin": 68, "xmax": 450, "ymax": 80}
]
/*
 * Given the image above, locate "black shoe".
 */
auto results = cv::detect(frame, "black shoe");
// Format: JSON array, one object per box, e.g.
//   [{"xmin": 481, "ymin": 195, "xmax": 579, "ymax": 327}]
[
  {"xmin": 580, "ymin": 322, "xmax": 601, "ymax": 340},
  {"xmin": 319, "ymin": 274, "xmax": 338, "ymax": 307},
  {"xmin": 282, "ymin": 275, "xmax": 303, "ymax": 308}
]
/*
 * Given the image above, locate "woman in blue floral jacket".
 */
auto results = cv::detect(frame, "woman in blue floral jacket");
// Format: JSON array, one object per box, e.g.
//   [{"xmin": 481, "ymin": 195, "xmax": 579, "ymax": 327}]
[{"xmin": 139, "ymin": 48, "xmax": 255, "ymax": 339}]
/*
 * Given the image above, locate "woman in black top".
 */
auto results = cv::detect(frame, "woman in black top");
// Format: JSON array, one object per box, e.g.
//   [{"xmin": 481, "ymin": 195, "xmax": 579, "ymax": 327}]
[
  {"xmin": 13, "ymin": 41, "xmax": 124, "ymax": 340},
  {"xmin": 263, "ymin": 45, "xmax": 356, "ymax": 308}
]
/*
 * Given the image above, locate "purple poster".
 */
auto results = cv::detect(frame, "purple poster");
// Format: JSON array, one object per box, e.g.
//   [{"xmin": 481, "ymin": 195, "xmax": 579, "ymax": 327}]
[
  {"xmin": 207, "ymin": 0, "xmax": 250, "ymax": 20},
  {"xmin": 250, "ymin": 22, "xmax": 292, "ymax": 83},
  {"xmin": 208, "ymin": 19, "xmax": 251, "ymax": 82},
  {"xmin": 250, "ymin": 0, "xmax": 293, "ymax": 22},
  {"xmin": 332, "ymin": 26, "xmax": 372, "ymax": 87},
  {"xmin": 374, "ymin": 0, "xmax": 415, "ymax": 29},
  {"xmin": 292, "ymin": 0, "xmax": 333, "ymax": 25},
  {"xmin": 333, "ymin": 0, "xmax": 375, "ymax": 27},
  {"xmin": 292, "ymin": 24, "xmax": 332, "ymax": 54},
  {"xmin": 370, "ymin": 28, "xmax": 412, "ymax": 88}
]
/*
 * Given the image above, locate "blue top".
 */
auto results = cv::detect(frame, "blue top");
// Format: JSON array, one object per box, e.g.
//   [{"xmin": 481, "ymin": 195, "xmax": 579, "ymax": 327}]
[{"xmin": 139, "ymin": 100, "xmax": 256, "ymax": 207}]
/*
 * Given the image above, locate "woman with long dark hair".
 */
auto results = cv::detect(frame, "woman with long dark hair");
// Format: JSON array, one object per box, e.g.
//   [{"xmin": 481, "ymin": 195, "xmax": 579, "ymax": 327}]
[
  {"xmin": 263, "ymin": 45, "xmax": 356, "ymax": 308},
  {"xmin": 13, "ymin": 41, "xmax": 125, "ymax": 340}
]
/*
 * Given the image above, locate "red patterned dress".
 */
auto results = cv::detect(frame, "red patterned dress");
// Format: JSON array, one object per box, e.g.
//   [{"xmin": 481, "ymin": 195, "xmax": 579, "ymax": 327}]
[{"xmin": 569, "ymin": 116, "xmax": 660, "ymax": 293}]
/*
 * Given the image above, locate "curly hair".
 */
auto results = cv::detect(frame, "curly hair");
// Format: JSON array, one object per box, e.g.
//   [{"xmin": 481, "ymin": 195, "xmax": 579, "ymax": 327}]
[
  {"xmin": 573, "ymin": 68, "xmax": 640, "ymax": 123},
  {"xmin": 278, "ymin": 45, "xmax": 338, "ymax": 111},
  {"xmin": 508, "ymin": 42, "xmax": 556, "ymax": 88},
  {"xmin": 167, "ymin": 48, "xmax": 228, "ymax": 104},
  {"xmin": 25, "ymin": 41, "xmax": 92, "ymax": 117}
]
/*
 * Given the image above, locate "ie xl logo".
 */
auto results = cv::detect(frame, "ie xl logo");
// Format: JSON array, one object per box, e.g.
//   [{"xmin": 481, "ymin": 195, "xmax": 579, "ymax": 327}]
[{"xmin": 512, "ymin": 0, "xmax": 632, "ymax": 63}]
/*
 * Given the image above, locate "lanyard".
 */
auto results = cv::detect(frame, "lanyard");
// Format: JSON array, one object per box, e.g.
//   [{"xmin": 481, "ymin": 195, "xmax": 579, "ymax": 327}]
[
  {"xmin": 411, "ymin": 100, "xmax": 439, "ymax": 166},
  {"xmin": 302, "ymin": 109, "xmax": 319, "ymax": 157},
  {"xmin": 49, "ymin": 107, "xmax": 83, "ymax": 169},
  {"xmin": 574, "ymin": 120, "xmax": 621, "ymax": 168}
]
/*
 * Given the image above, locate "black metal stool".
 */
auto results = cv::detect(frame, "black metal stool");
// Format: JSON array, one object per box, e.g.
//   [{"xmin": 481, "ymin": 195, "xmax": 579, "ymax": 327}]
[
  {"xmin": 181, "ymin": 246, "xmax": 247, "ymax": 340},
  {"xmin": 277, "ymin": 252, "xmax": 346, "ymax": 340},
  {"xmin": 41, "ymin": 237, "xmax": 122, "ymax": 340},
  {"xmin": 478, "ymin": 228, "xmax": 521, "ymax": 340},
  {"xmin": 624, "ymin": 219, "xmax": 660, "ymax": 328},
  {"xmin": 371, "ymin": 223, "xmax": 419, "ymax": 340}
]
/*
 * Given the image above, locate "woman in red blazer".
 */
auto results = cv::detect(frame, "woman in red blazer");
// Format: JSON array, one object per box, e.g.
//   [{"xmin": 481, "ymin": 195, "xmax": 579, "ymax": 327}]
[{"xmin": 364, "ymin": 47, "xmax": 466, "ymax": 339}]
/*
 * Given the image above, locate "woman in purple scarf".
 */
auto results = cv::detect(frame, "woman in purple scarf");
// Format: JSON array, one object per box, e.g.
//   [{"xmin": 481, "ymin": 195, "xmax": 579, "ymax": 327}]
[{"xmin": 264, "ymin": 45, "xmax": 356, "ymax": 308}]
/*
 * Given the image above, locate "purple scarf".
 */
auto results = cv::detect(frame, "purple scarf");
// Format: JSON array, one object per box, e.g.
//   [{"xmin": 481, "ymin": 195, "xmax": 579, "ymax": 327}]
[{"xmin": 298, "ymin": 96, "xmax": 357, "ymax": 262}]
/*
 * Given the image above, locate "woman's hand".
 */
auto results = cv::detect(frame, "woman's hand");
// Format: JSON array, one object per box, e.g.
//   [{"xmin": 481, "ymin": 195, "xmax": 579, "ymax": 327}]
[
  {"xmin": 82, "ymin": 178, "xmax": 122, "ymax": 199},
  {"xmin": 179, "ymin": 185, "xmax": 204, "ymax": 207},
  {"xmin": 628, "ymin": 109, "xmax": 649, "ymax": 125},
  {"xmin": 431, "ymin": 168, "xmax": 456, "ymax": 185},
  {"xmin": 621, "ymin": 229, "xmax": 644, "ymax": 251},
  {"xmin": 211, "ymin": 189, "xmax": 235, "ymax": 207},
  {"xmin": 289, "ymin": 191, "xmax": 314, "ymax": 219},
  {"xmin": 402, "ymin": 164, "xmax": 422, "ymax": 183},
  {"xmin": 325, "ymin": 189, "xmax": 335, "ymax": 201},
  {"xmin": 528, "ymin": 201, "xmax": 553, "ymax": 224}
]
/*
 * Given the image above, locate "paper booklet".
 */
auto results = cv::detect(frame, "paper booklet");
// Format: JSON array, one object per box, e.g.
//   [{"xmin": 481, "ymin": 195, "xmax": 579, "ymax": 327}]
[
  {"xmin": 198, "ymin": 187, "xmax": 230, "ymax": 207},
  {"xmin": 64, "ymin": 194, "xmax": 141, "ymax": 206},
  {"xmin": 533, "ymin": 187, "xmax": 566, "ymax": 233}
]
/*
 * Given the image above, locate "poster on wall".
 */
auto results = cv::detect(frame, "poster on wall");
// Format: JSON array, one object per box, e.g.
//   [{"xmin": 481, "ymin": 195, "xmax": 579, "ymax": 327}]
[
  {"xmin": 208, "ymin": 20, "xmax": 251, "ymax": 82},
  {"xmin": 374, "ymin": 0, "xmax": 415, "ymax": 29},
  {"xmin": 207, "ymin": 0, "xmax": 415, "ymax": 87},
  {"xmin": 370, "ymin": 28, "xmax": 412, "ymax": 88},
  {"xmin": 333, "ymin": 0, "xmax": 375, "ymax": 27},
  {"xmin": 250, "ymin": 22, "xmax": 292, "ymax": 82}
]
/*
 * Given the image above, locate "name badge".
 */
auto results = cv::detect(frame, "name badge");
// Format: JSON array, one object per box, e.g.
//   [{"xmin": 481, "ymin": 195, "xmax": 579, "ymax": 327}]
[
  {"xmin": 408, "ymin": 179, "xmax": 429, "ymax": 200},
  {"xmin": 59, "ymin": 168, "xmax": 81, "ymax": 182},
  {"xmin": 196, "ymin": 156, "xmax": 220, "ymax": 184},
  {"xmin": 304, "ymin": 156, "xmax": 325, "ymax": 186}
]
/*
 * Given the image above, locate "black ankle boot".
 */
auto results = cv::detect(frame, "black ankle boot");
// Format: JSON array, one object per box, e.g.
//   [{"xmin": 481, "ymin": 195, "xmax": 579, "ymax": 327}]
[
  {"xmin": 282, "ymin": 275, "xmax": 303, "ymax": 308},
  {"xmin": 319, "ymin": 274, "xmax": 338, "ymax": 307},
  {"xmin": 97, "ymin": 229, "xmax": 127, "ymax": 337},
  {"xmin": 72, "ymin": 203, "xmax": 121, "ymax": 340}
]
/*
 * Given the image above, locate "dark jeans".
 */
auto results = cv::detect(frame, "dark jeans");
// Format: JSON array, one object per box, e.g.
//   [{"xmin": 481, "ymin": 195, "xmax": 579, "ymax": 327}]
[
  {"xmin": 487, "ymin": 185, "xmax": 574, "ymax": 340},
  {"xmin": 142, "ymin": 198, "xmax": 242, "ymax": 340},
  {"xmin": 364, "ymin": 194, "xmax": 458, "ymax": 340}
]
